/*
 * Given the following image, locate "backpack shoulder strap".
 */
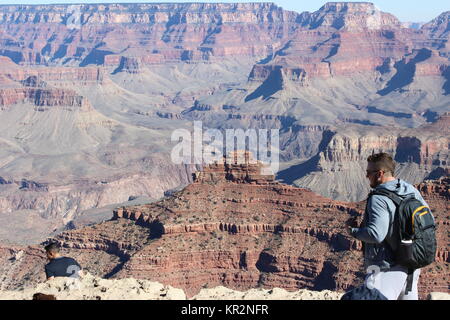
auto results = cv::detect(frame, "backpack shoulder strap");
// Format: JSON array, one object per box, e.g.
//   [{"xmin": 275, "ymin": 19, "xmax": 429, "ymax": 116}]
[
  {"xmin": 369, "ymin": 188, "xmax": 403, "ymax": 207},
  {"xmin": 368, "ymin": 186, "xmax": 404, "ymax": 256}
]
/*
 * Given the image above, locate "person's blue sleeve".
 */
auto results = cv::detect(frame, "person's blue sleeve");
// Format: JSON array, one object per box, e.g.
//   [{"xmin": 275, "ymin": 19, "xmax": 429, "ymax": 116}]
[{"xmin": 350, "ymin": 195, "xmax": 391, "ymax": 244}]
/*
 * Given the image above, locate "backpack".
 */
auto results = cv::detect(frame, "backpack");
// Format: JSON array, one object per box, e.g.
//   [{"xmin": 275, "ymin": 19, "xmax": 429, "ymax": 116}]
[{"xmin": 369, "ymin": 186, "xmax": 437, "ymax": 270}]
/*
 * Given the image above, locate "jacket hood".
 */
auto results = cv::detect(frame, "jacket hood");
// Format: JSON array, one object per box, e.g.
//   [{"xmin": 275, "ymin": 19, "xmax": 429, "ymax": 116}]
[{"xmin": 375, "ymin": 178, "xmax": 417, "ymax": 197}]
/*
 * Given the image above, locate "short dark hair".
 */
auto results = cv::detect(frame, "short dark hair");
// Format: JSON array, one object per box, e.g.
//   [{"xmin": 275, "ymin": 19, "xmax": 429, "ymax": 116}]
[
  {"xmin": 44, "ymin": 242, "xmax": 60, "ymax": 254},
  {"xmin": 367, "ymin": 152, "xmax": 396, "ymax": 176}
]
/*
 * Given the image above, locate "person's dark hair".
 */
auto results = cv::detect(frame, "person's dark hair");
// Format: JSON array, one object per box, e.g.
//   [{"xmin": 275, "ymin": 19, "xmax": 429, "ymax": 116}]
[
  {"xmin": 44, "ymin": 242, "xmax": 60, "ymax": 254},
  {"xmin": 367, "ymin": 152, "xmax": 396, "ymax": 176}
]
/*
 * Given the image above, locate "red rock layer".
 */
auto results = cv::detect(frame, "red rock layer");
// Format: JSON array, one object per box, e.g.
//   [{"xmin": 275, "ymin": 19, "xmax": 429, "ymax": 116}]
[
  {"xmin": 0, "ymin": 3, "xmax": 297, "ymax": 66},
  {"xmin": 0, "ymin": 87, "xmax": 92, "ymax": 110},
  {"xmin": 0, "ymin": 2, "xmax": 447, "ymax": 73},
  {"xmin": 320, "ymin": 115, "xmax": 450, "ymax": 169}
]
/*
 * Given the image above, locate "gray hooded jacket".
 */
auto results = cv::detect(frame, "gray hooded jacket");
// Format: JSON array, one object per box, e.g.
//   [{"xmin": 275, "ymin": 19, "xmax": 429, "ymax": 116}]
[{"xmin": 351, "ymin": 179, "xmax": 428, "ymax": 270}]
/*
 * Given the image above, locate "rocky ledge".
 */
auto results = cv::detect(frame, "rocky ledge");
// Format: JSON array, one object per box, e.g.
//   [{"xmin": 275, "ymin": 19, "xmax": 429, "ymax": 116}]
[
  {"xmin": 0, "ymin": 273, "xmax": 448, "ymax": 300},
  {"xmin": 0, "ymin": 273, "xmax": 344, "ymax": 300}
]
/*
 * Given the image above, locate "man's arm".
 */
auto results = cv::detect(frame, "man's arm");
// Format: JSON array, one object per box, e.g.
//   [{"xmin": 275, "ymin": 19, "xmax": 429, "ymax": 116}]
[{"xmin": 350, "ymin": 195, "xmax": 391, "ymax": 244}]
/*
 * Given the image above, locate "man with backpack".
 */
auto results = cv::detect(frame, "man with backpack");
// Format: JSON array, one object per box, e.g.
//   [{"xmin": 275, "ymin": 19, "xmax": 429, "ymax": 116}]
[{"xmin": 345, "ymin": 153, "xmax": 436, "ymax": 300}]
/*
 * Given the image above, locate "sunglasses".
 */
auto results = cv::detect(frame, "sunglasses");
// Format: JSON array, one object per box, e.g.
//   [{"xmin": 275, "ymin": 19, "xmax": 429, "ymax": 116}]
[{"xmin": 366, "ymin": 169, "xmax": 383, "ymax": 175}]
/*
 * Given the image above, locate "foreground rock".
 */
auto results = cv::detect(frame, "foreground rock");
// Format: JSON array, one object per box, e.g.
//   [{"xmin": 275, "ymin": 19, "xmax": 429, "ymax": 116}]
[
  {"xmin": 0, "ymin": 273, "xmax": 186, "ymax": 300},
  {"xmin": 0, "ymin": 273, "xmax": 343, "ymax": 300},
  {"xmin": 192, "ymin": 286, "xmax": 342, "ymax": 300},
  {"xmin": 427, "ymin": 292, "xmax": 450, "ymax": 300},
  {"xmin": 0, "ymin": 274, "xmax": 447, "ymax": 300}
]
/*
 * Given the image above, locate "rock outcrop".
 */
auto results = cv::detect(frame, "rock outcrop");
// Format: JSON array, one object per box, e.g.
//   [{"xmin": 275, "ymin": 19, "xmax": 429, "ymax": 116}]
[
  {"xmin": 421, "ymin": 11, "xmax": 450, "ymax": 39},
  {"xmin": 192, "ymin": 151, "xmax": 276, "ymax": 184},
  {"xmin": 0, "ymin": 87, "xmax": 92, "ymax": 110},
  {"xmin": 306, "ymin": 2, "xmax": 402, "ymax": 31},
  {"xmin": 287, "ymin": 115, "xmax": 450, "ymax": 201}
]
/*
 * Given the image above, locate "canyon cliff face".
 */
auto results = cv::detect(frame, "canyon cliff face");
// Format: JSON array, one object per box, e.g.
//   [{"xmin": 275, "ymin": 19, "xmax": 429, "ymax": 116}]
[
  {"xmin": 0, "ymin": 161, "xmax": 447, "ymax": 299},
  {"xmin": 281, "ymin": 113, "xmax": 450, "ymax": 201},
  {"xmin": 310, "ymin": 2, "xmax": 401, "ymax": 30},
  {"xmin": 0, "ymin": 54, "xmax": 201, "ymax": 240},
  {"xmin": 421, "ymin": 11, "xmax": 450, "ymax": 58},
  {"xmin": 0, "ymin": 3, "xmax": 298, "ymax": 66}
]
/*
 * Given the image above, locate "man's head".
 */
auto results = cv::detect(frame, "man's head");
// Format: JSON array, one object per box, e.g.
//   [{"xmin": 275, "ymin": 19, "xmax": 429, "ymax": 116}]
[
  {"xmin": 366, "ymin": 153, "xmax": 396, "ymax": 188},
  {"xmin": 44, "ymin": 243, "xmax": 60, "ymax": 261}
]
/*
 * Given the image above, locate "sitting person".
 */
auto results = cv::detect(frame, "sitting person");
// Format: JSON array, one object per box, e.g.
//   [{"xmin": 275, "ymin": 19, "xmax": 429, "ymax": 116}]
[{"xmin": 44, "ymin": 243, "xmax": 84, "ymax": 280}]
